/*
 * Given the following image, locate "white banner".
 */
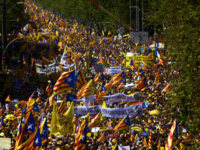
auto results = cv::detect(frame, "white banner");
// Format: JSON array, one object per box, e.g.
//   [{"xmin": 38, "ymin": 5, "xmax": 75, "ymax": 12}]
[
  {"xmin": 74, "ymin": 105, "xmax": 101, "ymax": 115},
  {"xmin": 101, "ymin": 103, "xmax": 143, "ymax": 118},
  {"xmin": 36, "ymin": 63, "xmax": 76, "ymax": 73},
  {"xmin": 103, "ymin": 92, "xmax": 140, "ymax": 104},
  {"xmin": 118, "ymin": 145, "xmax": 130, "ymax": 150},
  {"xmin": 109, "ymin": 66, "xmax": 122, "ymax": 75},
  {"xmin": 36, "ymin": 63, "xmax": 61, "ymax": 73}
]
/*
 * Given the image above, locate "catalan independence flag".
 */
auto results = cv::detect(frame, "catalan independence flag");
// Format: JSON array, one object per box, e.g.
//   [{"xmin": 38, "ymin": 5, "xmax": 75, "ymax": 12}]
[
  {"xmin": 53, "ymin": 70, "xmax": 75, "ymax": 94},
  {"xmin": 136, "ymin": 77, "xmax": 148, "ymax": 91},
  {"xmin": 96, "ymin": 84, "xmax": 110, "ymax": 102},
  {"xmin": 117, "ymin": 79, "xmax": 126, "ymax": 90},
  {"xmin": 94, "ymin": 73, "xmax": 104, "ymax": 83},
  {"xmin": 40, "ymin": 118, "xmax": 48, "ymax": 144},
  {"xmin": 75, "ymin": 123, "xmax": 90, "ymax": 150},
  {"xmin": 88, "ymin": 112, "xmax": 101, "ymax": 129},
  {"xmin": 77, "ymin": 79, "xmax": 93, "ymax": 100},
  {"xmin": 98, "ymin": 131, "xmax": 108, "ymax": 143},
  {"xmin": 75, "ymin": 70, "xmax": 87, "ymax": 89},
  {"xmin": 113, "ymin": 115, "xmax": 130, "ymax": 131},
  {"xmin": 58, "ymin": 100, "xmax": 68, "ymax": 114},
  {"xmin": 46, "ymin": 82, "xmax": 53, "ymax": 94},
  {"xmin": 165, "ymin": 119, "xmax": 176, "ymax": 150}
]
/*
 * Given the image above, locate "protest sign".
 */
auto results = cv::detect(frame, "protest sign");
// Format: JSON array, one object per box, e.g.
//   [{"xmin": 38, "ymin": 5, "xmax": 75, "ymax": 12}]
[
  {"xmin": 36, "ymin": 63, "xmax": 61, "ymax": 73},
  {"xmin": 74, "ymin": 105, "xmax": 101, "ymax": 115},
  {"xmin": 109, "ymin": 66, "xmax": 122, "ymax": 76},
  {"xmin": 101, "ymin": 102, "xmax": 143, "ymax": 118},
  {"xmin": 0, "ymin": 138, "xmax": 11, "ymax": 149},
  {"xmin": 126, "ymin": 54, "xmax": 154, "ymax": 68},
  {"xmin": 103, "ymin": 92, "xmax": 140, "ymax": 104}
]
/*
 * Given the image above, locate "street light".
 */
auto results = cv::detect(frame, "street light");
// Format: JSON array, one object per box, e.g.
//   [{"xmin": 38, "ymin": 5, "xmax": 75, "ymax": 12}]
[
  {"xmin": 7, "ymin": 2, "xmax": 24, "ymax": 14},
  {"xmin": 1, "ymin": 1, "xmax": 24, "ymax": 71}
]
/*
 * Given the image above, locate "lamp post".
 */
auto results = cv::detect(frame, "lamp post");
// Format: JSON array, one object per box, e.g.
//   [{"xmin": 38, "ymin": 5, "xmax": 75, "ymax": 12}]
[{"xmin": 1, "ymin": 1, "xmax": 24, "ymax": 71}]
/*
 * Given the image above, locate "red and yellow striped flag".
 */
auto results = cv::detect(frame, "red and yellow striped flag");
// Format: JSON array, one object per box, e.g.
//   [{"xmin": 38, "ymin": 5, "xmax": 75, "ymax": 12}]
[
  {"xmin": 148, "ymin": 129, "xmax": 152, "ymax": 149},
  {"xmin": 88, "ymin": 112, "xmax": 101, "ymax": 129},
  {"xmin": 98, "ymin": 131, "xmax": 108, "ymax": 143},
  {"xmin": 77, "ymin": 80, "xmax": 93, "ymax": 99},
  {"xmin": 143, "ymin": 137, "xmax": 149, "ymax": 148},
  {"xmin": 53, "ymin": 70, "xmax": 75, "ymax": 94},
  {"xmin": 154, "ymin": 70, "xmax": 160, "ymax": 84},
  {"xmin": 113, "ymin": 115, "xmax": 130, "ymax": 131},
  {"xmin": 165, "ymin": 120, "xmax": 176, "ymax": 150},
  {"xmin": 58, "ymin": 100, "xmax": 68, "ymax": 115}
]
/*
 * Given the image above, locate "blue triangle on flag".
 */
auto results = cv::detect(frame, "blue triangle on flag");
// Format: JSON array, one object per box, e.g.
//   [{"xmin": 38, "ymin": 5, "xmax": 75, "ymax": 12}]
[
  {"xmin": 22, "ymin": 106, "xmax": 26, "ymax": 114},
  {"xmin": 33, "ymin": 101, "xmax": 39, "ymax": 112},
  {"xmin": 27, "ymin": 112, "xmax": 35, "ymax": 132},
  {"xmin": 64, "ymin": 70, "xmax": 75, "ymax": 89},
  {"xmin": 33, "ymin": 129, "xmax": 42, "ymax": 147},
  {"xmin": 123, "ymin": 115, "xmax": 130, "ymax": 126},
  {"xmin": 101, "ymin": 84, "xmax": 107, "ymax": 91}
]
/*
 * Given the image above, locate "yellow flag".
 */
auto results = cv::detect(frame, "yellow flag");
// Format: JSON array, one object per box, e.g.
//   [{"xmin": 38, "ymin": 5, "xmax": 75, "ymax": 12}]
[
  {"xmin": 51, "ymin": 101, "xmax": 59, "ymax": 135},
  {"xmin": 149, "ymin": 109, "xmax": 160, "ymax": 115},
  {"xmin": 102, "ymin": 101, "xmax": 107, "ymax": 108},
  {"xmin": 85, "ymin": 112, "xmax": 90, "ymax": 123}
]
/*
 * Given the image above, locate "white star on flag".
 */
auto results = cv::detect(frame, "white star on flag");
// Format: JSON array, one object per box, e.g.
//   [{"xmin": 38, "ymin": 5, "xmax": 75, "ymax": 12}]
[
  {"xmin": 27, "ymin": 123, "xmax": 33, "ymax": 129},
  {"xmin": 67, "ymin": 77, "xmax": 72, "ymax": 82},
  {"xmin": 35, "ymin": 138, "xmax": 39, "ymax": 144},
  {"xmin": 42, "ymin": 130, "xmax": 46, "ymax": 135},
  {"xmin": 81, "ymin": 134, "xmax": 85, "ymax": 140}
]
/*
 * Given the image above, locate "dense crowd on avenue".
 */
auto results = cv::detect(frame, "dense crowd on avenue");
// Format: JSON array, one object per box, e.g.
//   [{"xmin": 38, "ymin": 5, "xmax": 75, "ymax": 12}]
[{"xmin": 0, "ymin": 0, "xmax": 199, "ymax": 150}]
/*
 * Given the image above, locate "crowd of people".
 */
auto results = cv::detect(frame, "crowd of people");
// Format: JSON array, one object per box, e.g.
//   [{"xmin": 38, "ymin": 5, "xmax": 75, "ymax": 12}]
[{"xmin": 0, "ymin": 0, "xmax": 199, "ymax": 150}]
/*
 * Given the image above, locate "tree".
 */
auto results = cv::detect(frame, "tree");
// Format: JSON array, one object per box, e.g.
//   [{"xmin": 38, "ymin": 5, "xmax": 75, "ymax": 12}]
[{"xmin": 147, "ymin": 0, "xmax": 200, "ymax": 134}]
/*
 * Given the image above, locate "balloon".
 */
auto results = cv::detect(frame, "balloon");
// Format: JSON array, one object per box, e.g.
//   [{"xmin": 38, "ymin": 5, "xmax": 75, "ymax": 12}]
[{"xmin": 87, "ymin": 132, "xmax": 91, "ymax": 137}]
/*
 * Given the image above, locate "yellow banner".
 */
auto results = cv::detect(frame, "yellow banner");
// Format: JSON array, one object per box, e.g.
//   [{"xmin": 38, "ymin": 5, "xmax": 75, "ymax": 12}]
[{"xmin": 126, "ymin": 54, "xmax": 154, "ymax": 68}]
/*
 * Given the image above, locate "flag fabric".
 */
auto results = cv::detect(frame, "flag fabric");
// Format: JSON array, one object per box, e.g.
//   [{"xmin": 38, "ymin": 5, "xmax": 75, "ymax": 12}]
[
  {"xmin": 142, "ymin": 61, "xmax": 151, "ymax": 70},
  {"xmin": 75, "ymin": 123, "xmax": 88, "ymax": 150},
  {"xmin": 165, "ymin": 120, "xmax": 176, "ymax": 150},
  {"xmin": 143, "ymin": 137, "xmax": 149, "ymax": 148},
  {"xmin": 88, "ymin": 112, "xmax": 101, "ymax": 129},
  {"xmin": 94, "ymin": 73, "xmax": 104, "ymax": 83},
  {"xmin": 130, "ymin": 132, "xmax": 134, "ymax": 143},
  {"xmin": 5, "ymin": 95, "xmax": 11, "ymax": 102},
  {"xmin": 15, "ymin": 108, "xmax": 22, "ymax": 118},
  {"xmin": 180, "ymin": 143, "xmax": 184, "ymax": 150},
  {"xmin": 96, "ymin": 84, "xmax": 110, "ymax": 102},
  {"xmin": 113, "ymin": 115, "xmax": 130, "ymax": 131},
  {"xmin": 99, "ymin": 52, "xmax": 105, "ymax": 64},
  {"xmin": 75, "ymin": 70, "xmax": 87, "ymax": 89},
  {"xmin": 27, "ymin": 112, "xmax": 35, "ymax": 133},
  {"xmin": 157, "ymin": 48, "xmax": 167, "ymax": 65},
  {"xmin": 112, "ymin": 71, "xmax": 125, "ymax": 86},
  {"xmin": 51, "ymin": 102, "xmax": 58, "ymax": 135},
  {"xmin": 53, "ymin": 70, "xmax": 75, "ymax": 94},
  {"xmin": 40, "ymin": 118, "xmax": 48, "ymax": 144},
  {"xmin": 46, "ymin": 82, "xmax": 53, "ymax": 94},
  {"xmin": 72, "ymin": 112, "xmax": 78, "ymax": 125},
  {"xmin": 98, "ymin": 131, "xmax": 108, "ymax": 143},
  {"xmin": 112, "ymin": 143, "xmax": 118, "ymax": 150},
  {"xmin": 58, "ymin": 100, "xmax": 68, "ymax": 114},
  {"xmin": 33, "ymin": 101, "xmax": 40, "ymax": 112},
  {"xmin": 136, "ymin": 77, "xmax": 148, "ymax": 91},
  {"xmin": 154, "ymin": 70, "xmax": 160, "ymax": 84},
  {"xmin": 117, "ymin": 79, "xmax": 126, "ymax": 90},
  {"xmin": 49, "ymin": 94, "xmax": 57, "ymax": 106},
  {"xmin": 157, "ymin": 139, "xmax": 161, "ymax": 150},
  {"xmin": 18, "ymin": 101, "xmax": 27, "ymax": 109},
  {"xmin": 33, "ymin": 128, "xmax": 42, "ymax": 147},
  {"xmin": 77, "ymin": 79, "xmax": 93, "ymax": 99},
  {"xmin": 1, "ymin": 116, "xmax": 4, "ymax": 130},
  {"xmin": 148, "ymin": 129, "xmax": 152, "ymax": 149}
]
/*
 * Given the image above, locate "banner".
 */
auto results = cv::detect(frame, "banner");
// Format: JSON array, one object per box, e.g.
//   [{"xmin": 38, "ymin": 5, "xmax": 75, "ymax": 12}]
[
  {"xmin": 126, "ymin": 54, "xmax": 154, "ymax": 68},
  {"xmin": 101, "ymin": 102, "xmax": 143, "ymax": 118},
  {"xmin": 0, "ymin": 138, "xmax": 11, "ymax": 149},
  {"xmin": 74, "ymin": 105, "xmax": 101, "ymax": 115},
  {"xmin": 36, "ymin": 63, "xmax": 61, "ymax": 73},
  {"xmin": 109, "ymin": 66, "xmax": 122, "ymax": 76},
  {"xmin": 103, "ymin": 92, "xmax": 140, "ymax": 104}
]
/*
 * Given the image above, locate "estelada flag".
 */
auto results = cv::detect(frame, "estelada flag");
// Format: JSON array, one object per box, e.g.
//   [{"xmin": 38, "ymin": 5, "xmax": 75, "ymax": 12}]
[
  {"xmin": 113, "ymin": 115, "xmax": 130, "ymax": 131},
  {"xmin": 77, "ymin": 80, "xmax": 93, "ymax": 100},
  {"xmin": 53, "ymin": 70, "xmax": 75, "ymax": 94}
]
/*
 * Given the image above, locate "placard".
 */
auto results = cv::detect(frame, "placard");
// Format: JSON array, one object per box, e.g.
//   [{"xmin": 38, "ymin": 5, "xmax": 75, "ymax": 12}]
[{"xmin": 0, "ymin": 138, "xmax": 11, "ymax": 149}]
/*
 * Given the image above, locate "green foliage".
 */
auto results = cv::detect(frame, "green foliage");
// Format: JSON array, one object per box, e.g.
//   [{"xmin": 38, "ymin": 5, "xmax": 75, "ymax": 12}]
[
  {"xmin": 148, "ymin": 0, "xmax": 200, "ymax": 134},
  {"xmin": 36, "ymin": 0, "xmax": 137, "ymax": 31},
  {"xmin": 0, "ymin": 0, "xmax": 27, "ymax": 33}
]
